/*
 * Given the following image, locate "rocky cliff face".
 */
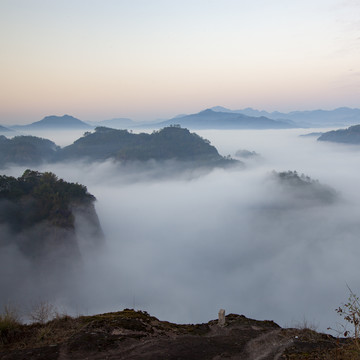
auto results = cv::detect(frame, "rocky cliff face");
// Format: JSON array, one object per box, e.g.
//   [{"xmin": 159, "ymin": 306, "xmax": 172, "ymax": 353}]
[
  {"xmin": 72, "ymin": 202, "xmax": 105, "ymax": 253},
  {"xmin": 0, "ymin": 170, "xmax": 104, "ymax": 306},
  {"xmin": 0, "ymin": 170, "xmax": 103, "ymax": 263}
]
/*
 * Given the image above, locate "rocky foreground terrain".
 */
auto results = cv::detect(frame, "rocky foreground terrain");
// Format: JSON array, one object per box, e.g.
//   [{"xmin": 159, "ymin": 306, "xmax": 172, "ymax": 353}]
[{"xmin": 0, "ymin": 309, "xmax": 357, "ymax": 359}]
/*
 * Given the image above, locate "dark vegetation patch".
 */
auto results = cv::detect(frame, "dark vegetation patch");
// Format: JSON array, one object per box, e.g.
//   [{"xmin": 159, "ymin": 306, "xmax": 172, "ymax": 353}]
[
  {"xmin": 318, "ymin": 124, "xmax": 360, "ymax": 144},
  {"xmin": 273, "ymin": 170, "xmax": 337, "ymax": 205},
  {"xmin": 235, "ymin": 149, "xmax": 259, "ymax": 158},
  {"xmin": 0, "ymin": 170, "xmax": 97, "ymax": 261},
  {"xmin": 0, "ymin": 136, "xmax": 58, "ymax": 168},
  {"xmin": 59, "ymin": 126, "xmax": 237, "ymax": 167},
  {"xmin": 0, "ymin": 127, "xmax": 238, "ymax": 170},
  {"xmin": 0, "ymin": 170, "xmax": 94, "ymax": 231}
]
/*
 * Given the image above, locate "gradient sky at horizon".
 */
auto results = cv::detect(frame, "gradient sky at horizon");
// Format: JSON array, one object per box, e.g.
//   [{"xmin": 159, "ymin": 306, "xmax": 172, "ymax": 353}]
[{"xmin": 1, "ymin": 0, "xmax": 360, "ymax": 124}]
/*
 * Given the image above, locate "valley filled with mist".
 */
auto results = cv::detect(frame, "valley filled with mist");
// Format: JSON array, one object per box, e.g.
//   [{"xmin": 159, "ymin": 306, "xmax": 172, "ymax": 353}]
[{"xmin": 1, "ymin": 126, "xmax": 359, "ymax": 333}]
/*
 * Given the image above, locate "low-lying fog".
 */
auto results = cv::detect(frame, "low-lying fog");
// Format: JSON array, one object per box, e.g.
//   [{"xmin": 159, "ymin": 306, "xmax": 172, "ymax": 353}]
[{"xmin": 2, "ymin": 128, "xmax": 360, "ymax": 332}]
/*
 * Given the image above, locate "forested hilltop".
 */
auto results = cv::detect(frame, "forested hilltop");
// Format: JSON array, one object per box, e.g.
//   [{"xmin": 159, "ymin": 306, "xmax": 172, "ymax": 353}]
[
  {"xmin": 0, "ymin": 135, "xmax": 58, "ymax": 168},
  {"xmin": 0, "ymin": 126, "xmax": 237, "ymax": 169},
  {"xmin": 318, "ymin": 124, "xmax": 360, "ymax": 144},
  {"xmin": 58, "ymin": 126, "xmax": 235, "ymax": 165},
  {"xmin": 0, "ymin": 170, "xmax": 102, "ymax": 262},
  {"xmin": 273, "ymin": 170, "xmax": 337, "ymax": 204}
]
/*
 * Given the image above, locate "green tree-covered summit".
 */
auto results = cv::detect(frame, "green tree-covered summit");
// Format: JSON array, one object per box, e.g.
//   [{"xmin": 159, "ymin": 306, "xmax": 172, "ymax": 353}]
[
  {"xmin": 0, "ymin": 170, "xmax": 101, "ymax": 263},
  {"xmin": 0, "ymin": 170, "xmax": 95, "ymax": 231},
  {"xmin": 115, "ymin": 126, "xmax": 220, "ymax": 161},
  {"xmin": 318, "ymin": 124, "xmax": 360, "ymax": 144},
  {"xmin": 0, "ymin": 126, "xmax": 238, "ymax": 168},
  {"xmin": 0, "ymin": 136, "xmax": 58, "ymax": 167},
  {"xmin": 273, "ymin": 170, "xmax": 336, "ymax": 204},
  {"xmin": 59, "ymin": 126, "xmax": 235, "ymax": 165}
]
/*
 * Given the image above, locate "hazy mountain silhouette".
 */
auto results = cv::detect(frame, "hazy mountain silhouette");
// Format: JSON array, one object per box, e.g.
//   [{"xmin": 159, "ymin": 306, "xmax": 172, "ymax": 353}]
[
  {"xmin": 154, "ymin": 109, "xmax": 296, "ymax": 129},
  {"xmin": 87, "ymin": 117, "xmax": 137, "ymax": 129},
  {"xmin": 0, "ymin": 125, "xmax": 13, "ymax": 133},
  {"xmin": 299, "ymin": 132, "xmax": 323, "ymax": 137},
  {"xmin": 211, "ymin": 106, "xmax": 360, "ymax": 127},
  {"xmin": 11, "ymin": 115, "xmax": 92, "ymax": 130}
]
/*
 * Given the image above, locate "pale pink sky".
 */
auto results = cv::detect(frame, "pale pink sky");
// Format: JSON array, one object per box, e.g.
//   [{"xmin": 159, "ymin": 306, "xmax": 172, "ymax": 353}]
[{"xmin": 1, "ymin": 0, "xmax": 359, "ymax": 124}]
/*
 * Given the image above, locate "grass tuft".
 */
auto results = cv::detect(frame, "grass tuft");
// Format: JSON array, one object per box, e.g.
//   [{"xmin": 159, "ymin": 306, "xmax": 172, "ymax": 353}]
[{"xmin": 0, "ymin": 304, "xmax": 22, "ymax": 345}]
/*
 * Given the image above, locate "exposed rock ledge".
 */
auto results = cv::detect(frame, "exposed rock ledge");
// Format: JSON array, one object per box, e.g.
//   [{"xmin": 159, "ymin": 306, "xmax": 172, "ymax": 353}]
[{"xmin": 0, "ymin": 309, "xmax": 353, "ymax": 360}]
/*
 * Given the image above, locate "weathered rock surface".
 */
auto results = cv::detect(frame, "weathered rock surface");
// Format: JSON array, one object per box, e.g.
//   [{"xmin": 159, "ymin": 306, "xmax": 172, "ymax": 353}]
[{"xmin": 0, "ymin": 310, "xmax": 351, "ymax": 360}]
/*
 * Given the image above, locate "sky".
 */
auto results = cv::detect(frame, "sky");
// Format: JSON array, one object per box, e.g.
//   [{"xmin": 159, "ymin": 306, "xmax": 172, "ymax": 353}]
[{"xmin": 0, "ymin": 0, "xmax": 360, "ymax": 124}]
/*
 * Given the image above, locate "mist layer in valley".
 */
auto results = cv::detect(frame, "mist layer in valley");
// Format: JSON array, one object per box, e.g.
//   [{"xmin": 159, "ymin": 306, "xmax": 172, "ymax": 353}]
[{"xmin": 1, "ymin": 128, "xmax": 360, "ymax": 333}]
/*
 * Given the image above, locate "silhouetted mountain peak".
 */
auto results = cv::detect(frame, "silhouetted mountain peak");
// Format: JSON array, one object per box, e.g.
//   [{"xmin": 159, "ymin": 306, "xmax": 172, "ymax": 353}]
[
  {"xmin": 210, "ymin": 106, "xmax": 230, "ymax": 112},
  {"xmin": 35, "ymin": 114, "xmax": 90, "ymax": 127},
  {"xmin": 13, "ymin": 114, "xmax": 92, "ymax": 130},
  {"xmin": 155, "ymin": 109, "xmax": 296, "ymax": 129},
  {"xmin": 209, "ymin": 105, "xmax": 360, "ymax": 127},
  {"xmin": 42, "ymin": 114, "xmax": 75, "ymax": 121},
  {"xmin": 199, "ymin": 109, "xmax": 216, "ymax": 115}
]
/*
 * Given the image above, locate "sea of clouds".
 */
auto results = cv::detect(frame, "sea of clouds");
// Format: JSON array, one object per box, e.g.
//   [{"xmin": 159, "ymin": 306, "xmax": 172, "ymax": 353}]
[{"xmin": 1, "ymin": 127, "xmax": 360, "ymax": 332}]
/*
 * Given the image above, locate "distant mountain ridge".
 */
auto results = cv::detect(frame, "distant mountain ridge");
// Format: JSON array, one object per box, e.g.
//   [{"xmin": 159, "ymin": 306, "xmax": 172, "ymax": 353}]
[
  {"xmin": 0, "ymin": 125, "xmax": 12, "ymax": 132},
  {"xmin": 11, "ymin": 115, "xmax": 92, "ymax": 130},
  {"xmin": 154, "ymin": 109, "xmax": 296, "ymax": 129},
  {"xmin": 87, "ymin": 117, "xmax": 136, "ymax": 129},
  {"xmin": 6, "ymin": 107, "xmax": 360, "ymax": 130},
  {"xmin": 211, "ymin": 106, "xmax": 360, "ymax": 127}
]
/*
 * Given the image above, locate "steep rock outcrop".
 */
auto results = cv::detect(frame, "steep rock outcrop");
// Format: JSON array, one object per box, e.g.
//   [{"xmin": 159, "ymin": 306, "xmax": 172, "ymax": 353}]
[{"xmin": 0, "ymin": 170, "xmax": 103, "ymax": 264}]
